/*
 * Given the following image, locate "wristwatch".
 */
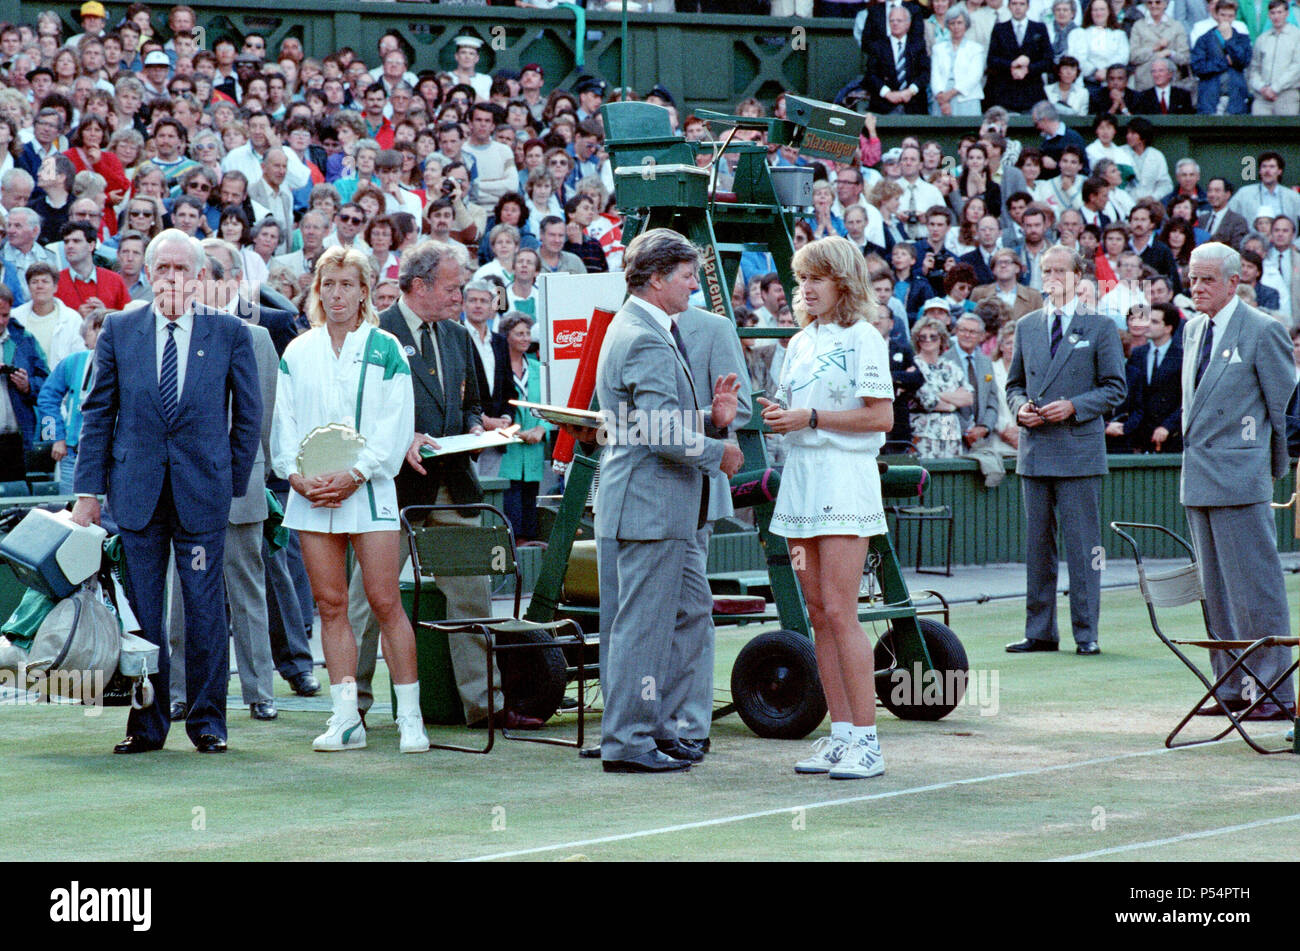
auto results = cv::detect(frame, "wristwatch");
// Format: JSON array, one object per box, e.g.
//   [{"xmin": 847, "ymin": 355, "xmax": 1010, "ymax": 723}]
[
  {"xmin": 349, "ymin": 468, "xmax": 364, "ymax": 485},
  {"xmin": 809, "ymin": 408, "xmax": 819, "ymax": 430}
]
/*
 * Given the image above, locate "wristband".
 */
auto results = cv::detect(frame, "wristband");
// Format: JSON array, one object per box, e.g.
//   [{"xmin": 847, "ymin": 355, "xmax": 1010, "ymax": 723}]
[{"xmin": 809, "ymin": 408, "xmax": 818, "ymax": 430}]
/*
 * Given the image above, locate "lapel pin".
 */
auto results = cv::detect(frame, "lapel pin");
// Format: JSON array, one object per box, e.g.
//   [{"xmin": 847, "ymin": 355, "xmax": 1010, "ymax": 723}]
[
  {"xmin": 1222, "ymin": 349, "xmax": 1230, "ymax": 358},
  {"xmin": 404, "ymin": 345, "xmax": 415, "ymax": 356},
  {"xmin": 196, "ymin": 350, "xmax": 204, "ymax": 357}
]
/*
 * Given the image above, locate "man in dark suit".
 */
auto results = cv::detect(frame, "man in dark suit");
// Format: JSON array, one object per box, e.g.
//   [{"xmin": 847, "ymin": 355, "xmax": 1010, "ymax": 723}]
[
  {"xmin": 859, "ymin": 0, "xmax": 926, "ymax": 51},
  {"xmin": 1182, "ymin": 242, "xmax": 1295, "ymax": 720},
  {"xmin": 462, "ymin": 278, "xmax": 514, "ymax": 479},
  {"xmin": 863, "ymin": 6, "xmax": 930, "ymax": 115},
  {"xmin": 1133, "ymin": 59, "xmax": 1196, "ymax": 113},
  {"xmin": 71, "ymin": 229, "xmax": 262, "ymax": 753},
  {"xmin": 1130, "ymin": 201, "xmax": 1183, "ymax": 294},
  {"xmin": 15, "ymin": 107, "xmax": 64, "ymax": 179},
  {"xmin": 958, "ymin": 216, "xmax": 1002, "ymax": 286},
  {"xmin": 1005, "ymin": 244, "xmax": 1127, "ymax": 655},
  {"xmin": 1199, "ymin": 177, "xmax": 1250, "ymax": 250},
  {"xmin": 1122, "ymin": 302, "xmax": 1184, "ymax": 452},
  {"xmin": 986, "ymin": 0, "xmax": 1054, "ymax": 113},
  {"xmin": 345, "ymin": 241, "xmax": 536, "ymax": 729},
  {"xmin": 1089, "ymin": 65, "xmax": 1140, "ymax": 115}
]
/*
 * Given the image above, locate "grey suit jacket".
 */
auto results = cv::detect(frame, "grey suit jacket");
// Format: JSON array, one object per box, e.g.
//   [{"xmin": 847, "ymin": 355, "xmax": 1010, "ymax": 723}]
[
  {"xmin": 1180, "ymin": 300, "xmax": 1293, "ymax": 507},
  {"xmin": 1005, "ymin": 306, "xmax": 1127, "ymax": 477},
  {"xmin": 676, "ymin": 306, "xmax": 752, "ymax": 522},
  {"xmin": 227, "ymin": 322, "xmax": 276, "ymax": 525},
  {"xmin": 247, "ymin": 178, "xmax": 293, "ymax": 253},
  {"xmin": 1200, "ymin": 208, "xmax": 1249, "ymax": 250},
  {"xmin": 594, "ymin": 298, "xmax": 727, "ymax": 541},
  {"xmin": 942, "ymin": 345, "xmax": 1000, "ymax": 434}
]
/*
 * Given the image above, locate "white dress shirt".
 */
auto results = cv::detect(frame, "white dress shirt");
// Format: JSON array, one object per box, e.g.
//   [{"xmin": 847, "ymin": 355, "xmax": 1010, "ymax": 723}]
[
  {"xmin": 155, "ymin": 309, "xmax": 195, "ymax": 399},
  {"xmin": 1264, "ymin": 245, "xmax": 1294, "ymax": 317},
  {"xmin": 467, "ymin": 322, "xmax": 497, "ymax": 397}
]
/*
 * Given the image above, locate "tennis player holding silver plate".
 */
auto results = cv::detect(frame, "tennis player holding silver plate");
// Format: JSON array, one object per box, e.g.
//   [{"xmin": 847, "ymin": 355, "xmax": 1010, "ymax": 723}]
[{"xmin": 271, "ymin": 246, "xmax": 429, "ymax": 754}]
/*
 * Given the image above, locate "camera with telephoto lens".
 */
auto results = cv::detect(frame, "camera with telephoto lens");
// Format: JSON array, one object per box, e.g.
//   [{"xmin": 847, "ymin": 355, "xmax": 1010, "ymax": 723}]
[{"xmin": 0, "ymin": 364, "xmax": 16, "ymax": 377}]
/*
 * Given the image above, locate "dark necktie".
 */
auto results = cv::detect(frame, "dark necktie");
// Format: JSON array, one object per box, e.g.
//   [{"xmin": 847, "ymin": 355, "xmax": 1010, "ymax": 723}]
[
  {"xmin": 160, "ymin": 321, "xmax": 178, "ymax": 424},
  {"xmin": 1160, "ymin": 89, "xmax": 1168, "ymax": 114},
  {"xmin": 1050, "ymin": 310, "xmax": 1064, "ymax": 358},
  {"xmin": 420, "ymin": 323, "xmax": 444, "ymax": 399},
  {"xmin": 966, "ymin": 351, "xmax": 977, "ymax": 389},
  {"xmin": 670, "ymin": 320, "xmax": 690, "ymax": 365},
  {"xmin": 1195, "ymin": 321, "xmax": 1215, "ymax": 389},
  {"xmin": 1150, "ymin": 346, "xmax": 1160, "ymax": 382}
]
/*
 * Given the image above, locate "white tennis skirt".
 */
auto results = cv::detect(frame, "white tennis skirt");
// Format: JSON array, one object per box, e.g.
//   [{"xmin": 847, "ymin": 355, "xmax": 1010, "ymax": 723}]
[{"xmin": 770, "ymin": 446, "xmax": 888, "ymax": 539}]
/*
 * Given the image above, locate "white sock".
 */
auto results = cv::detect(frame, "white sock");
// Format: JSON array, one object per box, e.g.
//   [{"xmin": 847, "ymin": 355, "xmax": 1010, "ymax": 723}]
[
  {"xmin": 851, "ymin": 725, "xmax": 879, "ymax": 746},
  {"xmin": 831, "ymin": 721, "xmax": 852, "ymax": 742},
  {"xmin": 393, "ymin": 681, "xmax": 422, "ymax": 720},
  {"xmin": 330, "ymin": 680, "xmax": 359, "ymax": 721}
]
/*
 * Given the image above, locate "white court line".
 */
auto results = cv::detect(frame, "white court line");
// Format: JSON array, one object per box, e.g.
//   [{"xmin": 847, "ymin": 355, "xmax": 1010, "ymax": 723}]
[
  {"xmin": 1049, "ymin": 813, "xmax": 1300, "ymax": 862},
  {"xmin": 461, "ymin": 744, "xmax": 1189, "ymax": 862}
]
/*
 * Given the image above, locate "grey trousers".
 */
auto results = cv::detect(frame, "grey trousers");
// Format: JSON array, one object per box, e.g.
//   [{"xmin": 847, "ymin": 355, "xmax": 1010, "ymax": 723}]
[
  {"xmin": 598, "ymin": 535, "xmax": 710, "ymax": 760},
  {"xmin": 664, "ymin": 524, "xmax": 715, "ymax": 741},
  {"xmin": 1022, "ymin": 475, "xmax": 1102, "ymax": 646},
  {"xmin": 1186, "ymin": 502, "xmax": 1296, "ymax": 706},
  {"xmin": 345, "ymin": 487, "xmax": 502, "ymax": 722},
  {"xmin": 169, "ymin": 521, "xmax": 275, "ymax": 705}
]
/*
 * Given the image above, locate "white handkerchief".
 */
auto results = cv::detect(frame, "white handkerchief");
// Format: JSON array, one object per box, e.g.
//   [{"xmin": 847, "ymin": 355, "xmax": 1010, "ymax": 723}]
[
  {"xmin": 1228, "ymin": 348, "xmax": 1243, "ymax": 364},
  {"xmin": 1073, "ymin": 339, "xmax": 1091, "ymax": 349}
]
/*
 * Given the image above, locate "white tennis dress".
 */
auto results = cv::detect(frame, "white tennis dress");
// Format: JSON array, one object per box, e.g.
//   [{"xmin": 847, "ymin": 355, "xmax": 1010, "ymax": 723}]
[
  {"xmin": 271, "ymin": 323, "xmax": 415, "ymax": 534},
  {"xmin": 769, "ymin": 318, "xmax": 894, "ymax": 539}
]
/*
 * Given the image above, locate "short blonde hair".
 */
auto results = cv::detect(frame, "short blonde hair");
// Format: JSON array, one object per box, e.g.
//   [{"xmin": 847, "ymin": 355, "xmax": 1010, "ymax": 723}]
[
  {"xmin": 910, "ymin": 316, "xmax": 952, "ymax": 354},
  {"xmin": 306, "ymin": 246, "xmax": 380, "ymax": 329},
  {"xmin": 790, "ymin": 236, "xmax": 877, "ymax": 329}
]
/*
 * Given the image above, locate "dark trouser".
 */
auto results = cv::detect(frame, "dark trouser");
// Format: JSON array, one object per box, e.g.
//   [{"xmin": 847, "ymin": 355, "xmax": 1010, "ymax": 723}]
[
  {"xmin": 502, "ymin": 479, "xmax": 540, "ymax": 541},
  {"xmin": 0, "ymin": 431, "xmax": 24, "ymax": 481},
  {"xmin": 1022, "ymin": 474, "xmax": 1102, "ymax": 647},
  {"xmin": 119, "ymin": 473, "xmax": 229, "ymax": 745}
]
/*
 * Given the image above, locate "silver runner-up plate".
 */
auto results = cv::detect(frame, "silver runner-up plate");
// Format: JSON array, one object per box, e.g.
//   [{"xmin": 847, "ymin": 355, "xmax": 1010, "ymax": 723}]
[{"xmin": 296, "ymin": 423, "xmax": 366, "ymax": 479}]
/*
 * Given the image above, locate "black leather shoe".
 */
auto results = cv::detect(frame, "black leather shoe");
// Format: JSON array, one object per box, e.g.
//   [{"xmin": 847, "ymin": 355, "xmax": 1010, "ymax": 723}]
[
  {"xmin": 1076, "ymin": 642, "xmax": 1101, "ymax": 655},
  {"xmin": 656, "ymin": 738, "xmax": 705, "ymax": 762},
  {"xmin": 250, "ymin": 701, "xmax": 278, "ymax": 721},
  {"xmin": 679, "ymin": 737, "xmax": 710, "ymax": 755},
  {"xmin": 602, "ymin": 749, "xmax": 691, "ymax": 773},
  {"xmin": 196, "ymin": 734, "xmax": 227, "ymax": 753},
  {"xmin": 1243, "ymin": 701, "xmax": 1292, "ymax": 721},
  {"xmin": 578, "ymin": 745, "xmax": 601, "ymax": 759},
  {"xmin": 1006, "ymin": 639, "xmax": 1059, "ymax": 653},
  {"xmin": 288, "ymin": 672, "xmax": 321, "ymax": 697},
  {"xmin": 169, "ymin": 701, "xmax": 187, "ymax": 721},
  {"xmin": 1194, "ymin": 699, "xmax": 1245, "ymax": 716},
  {"xmin": 113, "ymin": 735, "xmax": 163, "ymax": 754}
]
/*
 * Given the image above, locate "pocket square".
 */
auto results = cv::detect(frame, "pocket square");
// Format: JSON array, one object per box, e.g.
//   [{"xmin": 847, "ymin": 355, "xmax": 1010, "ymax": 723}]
[
  {"xmin": 1073, "ymin": 339, "xmax": 1092, "ymax": 349},
  {"xmin": 1228, "ymin": 348, "xmax": 1243, "ymax": 364}
]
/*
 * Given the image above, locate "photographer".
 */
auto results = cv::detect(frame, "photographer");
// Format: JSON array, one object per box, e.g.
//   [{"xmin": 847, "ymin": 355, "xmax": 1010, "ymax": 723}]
[
  {"xmin": 913, "ymin": 204, "xmax": 958, "ymax": 296},
  {"xmin": 0, "ymin": 283, "xmax": 49, "ymax": 482}
]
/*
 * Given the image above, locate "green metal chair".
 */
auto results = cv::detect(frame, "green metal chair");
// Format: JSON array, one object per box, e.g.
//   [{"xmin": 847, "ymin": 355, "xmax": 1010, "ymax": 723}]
[{"xmin": 401, "ymin": 504, "xmax": 590, "ymax": 755}]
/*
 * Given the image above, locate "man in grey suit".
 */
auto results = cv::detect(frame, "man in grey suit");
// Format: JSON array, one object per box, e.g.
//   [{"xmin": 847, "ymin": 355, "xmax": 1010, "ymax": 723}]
[
  {"xmin": 169, "ymin": 244, "xmax": 281, "ymax": 721},
  {"xmin": 594, "ymin": 230, "xmax": 744, "ymax": 773},
  {"xmin": 943, "ymin": 313, "xmax": 1001, "ymax": 450},
  {"xmin": 671, "ymin": 305, "xmax": 749, "ymax": 755},
  {"xmin": 1182, "ymin": 242, "xmax": 1295, "ymax": 720},
  {"xmin": 1199, "ymin": 178, "xmax": 1249, "ymax": 251},
  {"xmin": 1005, "ymin": 245, "xmax": 1127, "ymax": 655}
]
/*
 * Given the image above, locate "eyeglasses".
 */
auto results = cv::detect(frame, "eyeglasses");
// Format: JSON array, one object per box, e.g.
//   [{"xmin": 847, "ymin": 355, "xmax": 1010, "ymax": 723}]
[
  {"xmin": 916, "ymin": 333, "xmax": 940, "ymax": 342},
  {"xmin": 337, "ymin": 214, "xmax": 364, "ymax": 225},
  {"xmin": 548, "ymin": 158, "xmax": 569, "ymax": 166},
  {"xmin": 129, "ymin": 208, "xmax": 153, "ymax": 217},
  {"xmin": 187, "ymin": 182, "xmax": 211, "ymax": 191}
]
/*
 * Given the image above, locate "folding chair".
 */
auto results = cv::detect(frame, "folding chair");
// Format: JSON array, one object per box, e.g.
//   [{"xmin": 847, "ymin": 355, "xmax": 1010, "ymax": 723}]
[
  {"xmin": 401, "ymin": 503, "xmax": 589, "ymax": 755},
  {"xmin": 1110, "ymin": 521, "xmax": 1298, "ymax": 755}
]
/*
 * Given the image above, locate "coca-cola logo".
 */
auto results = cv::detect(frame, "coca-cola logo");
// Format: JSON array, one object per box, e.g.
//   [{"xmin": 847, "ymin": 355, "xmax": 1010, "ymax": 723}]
[{"xmin": 552, "ymin": 319, "xmax": 587, "ymax": 358}]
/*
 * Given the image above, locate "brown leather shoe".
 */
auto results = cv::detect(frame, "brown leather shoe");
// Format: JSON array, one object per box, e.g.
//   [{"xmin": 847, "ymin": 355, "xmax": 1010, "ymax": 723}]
[{"xmin": 1242, "ymin": 702, "xmax": 1293, "ymax": 721}]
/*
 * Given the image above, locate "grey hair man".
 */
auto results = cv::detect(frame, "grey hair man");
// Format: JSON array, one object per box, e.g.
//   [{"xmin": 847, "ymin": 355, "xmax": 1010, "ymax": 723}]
[
  {"xmin": 591, "ymin": 228, "xmax": 744, "ymax": 772},
  {"xmin": 345, "ymin": 240, "xmax": 531, "ymax": 730},
  {"xmin": 1181, "ymin": 241, "xmax": 1296, "ymax": 719}
]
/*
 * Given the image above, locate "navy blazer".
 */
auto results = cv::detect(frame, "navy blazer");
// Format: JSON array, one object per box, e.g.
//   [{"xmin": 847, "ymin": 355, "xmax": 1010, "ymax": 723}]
[
  {"xmin": 987, "ymin": 19, "xmax": 1054, "ymax": 113},
  {"xmin": 2, "ymin": 317, "xmax": 49, "ymax": 449},
  {"xmin": 1123, "ymin": 340, "xmax": 1184, "ymax": 452},
  {"xmin": 863, "ymin": 33, "xmax": 931, "ymax": 114},
  {"xmin": 73, "ymin": 301, "xmax": 262, "ymax": 534}
]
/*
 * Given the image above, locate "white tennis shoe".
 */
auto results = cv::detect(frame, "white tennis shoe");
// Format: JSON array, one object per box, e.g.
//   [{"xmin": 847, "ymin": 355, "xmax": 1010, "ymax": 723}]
[
  {"xmin": 397, "ymin": 714, "xmax": 430, "ymax": 753},
  {"xmin": 794, "ymin": 735, "xmax": 850, "ymax": 774},
  {"xmin": 828, "ymin": 738, "xmax": 885, "ymax": 780},
  {"xmin": 313, "ymin": 713, "xmax": 367, "ymax": 752}
]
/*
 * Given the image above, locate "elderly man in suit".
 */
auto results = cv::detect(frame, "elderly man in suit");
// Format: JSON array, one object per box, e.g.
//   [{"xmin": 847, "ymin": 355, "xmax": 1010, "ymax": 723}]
[
  {"xmin": 1199, "ymin": 177, "xmax": 1250, "ymax": 250},
  {"xmin": 1182, "ymin": 242, "xmax": 1295, "ymax": 720},
  {"xmin": 1005, "ymin": 244, "xmax": 1127, "ymax": 655},
  {"xmin": 169, "ymin": 242, "xmax": 281, "ymax": 722},
  {"xmin": 71, "ymin": 229, "xmax": 262, "ymax": 753},
  {"xmin": 987, "ymin": 0, "xmax": 1055, "ymax": 113},
  {"xmin": 669, "ymin": 305, "xmax": 749, "ymax": 757},
  {"xmin": 593, "ymin": 229, "xmax": 745, "ymax": 773},
  {"xmin": 345, "ymin": 240, "xmax": 537, "ymax": 729},
  {"xmin": 944, "ymin": 312, "xmax": 1002, "ymax": 450},
  {"xmin": 863, "ymin": 6, "xmax": 931, "ymax": 115}
]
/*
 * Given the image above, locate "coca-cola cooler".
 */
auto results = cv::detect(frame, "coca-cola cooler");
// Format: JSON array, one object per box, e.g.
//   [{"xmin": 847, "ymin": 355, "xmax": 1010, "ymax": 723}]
[{"xmin": 536, "ymin": 271, "xmax": 627, "ymax": 406}]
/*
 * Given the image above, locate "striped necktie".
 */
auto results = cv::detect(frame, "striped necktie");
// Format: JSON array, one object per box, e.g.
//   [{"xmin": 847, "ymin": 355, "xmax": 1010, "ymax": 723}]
[
  {"xmin": 160, "ymin": 321, "xmax": 179, "ymax": 423},
  {"xmin": 1050, "ymin": 310, "xmax": 1064, "ymax": 358}
]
